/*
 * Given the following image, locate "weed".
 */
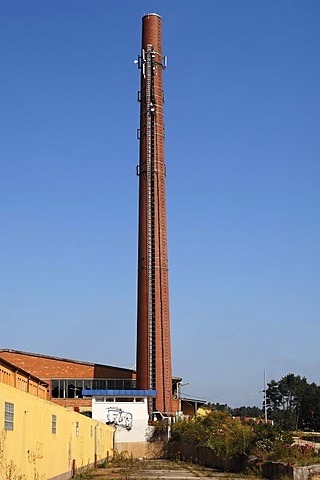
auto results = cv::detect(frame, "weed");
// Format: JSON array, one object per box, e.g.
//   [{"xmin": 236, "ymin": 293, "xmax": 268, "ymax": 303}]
[
  {"xmin": 0, "ymin": 431, "xmax": 27, "ymax": 480},
  {"xmin": 75, "ymin": 461, "xmax": 92, "ymax": 480}
]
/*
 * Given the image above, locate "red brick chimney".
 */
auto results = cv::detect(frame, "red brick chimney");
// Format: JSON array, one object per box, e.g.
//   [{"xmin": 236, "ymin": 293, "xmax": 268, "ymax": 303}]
[{"xmin": 136, "ymin": 14, "xmax": 172, "ymax": 414}]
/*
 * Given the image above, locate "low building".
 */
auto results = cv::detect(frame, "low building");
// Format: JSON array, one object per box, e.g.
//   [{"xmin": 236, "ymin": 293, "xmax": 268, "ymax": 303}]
[
  {"xmin": 0, "ymin": 356, "xmax": 48, "ymax": 399},
  {"xmin": 0, "ymin": 355, "xmax": 114, "ymax": 479},
  {"xmin": 85, "ymin": 389, "xmax": 162, "ymax": 457},
  {"xmin": 0, "ymin": 349, "xmax": 201, "ymax": 419},
  {"xmin": 0, "ymin": 349, "xmax": 136, "ymax": 413},
  {"xmin": 180, "ymin": 396, "xmax": 207, "ymax": 417}
]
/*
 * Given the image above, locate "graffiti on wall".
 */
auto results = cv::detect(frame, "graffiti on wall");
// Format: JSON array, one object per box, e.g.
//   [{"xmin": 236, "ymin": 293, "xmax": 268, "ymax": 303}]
[
  {"xmin": 27, "ymin": 441, "xmax": 43, "ymax": 463},
  {"xmin": 106, "ymin": 408, "xmax": 133, "ymax": 430}
]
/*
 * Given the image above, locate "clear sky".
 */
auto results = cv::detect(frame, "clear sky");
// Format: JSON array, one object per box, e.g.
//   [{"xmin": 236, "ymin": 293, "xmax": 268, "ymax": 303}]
[{"xmin": 1, "ymin": 0, "xmax": 319, "ymax": 408}]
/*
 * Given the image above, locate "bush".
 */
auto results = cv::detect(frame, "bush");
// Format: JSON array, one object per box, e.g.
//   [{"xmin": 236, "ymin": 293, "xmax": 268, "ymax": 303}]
[
  {"xmin": 171, "ymin": 411, "xmax": 253, "ymax": 460},
  {"xmin": 170, "ymin": 411, "xmax": 320, "ymax": 466}
]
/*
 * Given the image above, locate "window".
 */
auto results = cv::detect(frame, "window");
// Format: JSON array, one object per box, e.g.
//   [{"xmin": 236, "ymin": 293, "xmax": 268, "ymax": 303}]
[
  {"xmin": 52, "ymin": 415, "xmax": 57, "ymax": 434},
  {"xmin": 75, "ymin": 380, "xmax": 84, "ymax": 398},
  {"xmin": 50, "ymin": 378, "xmax": 136, "ymax": 398},
  {"xmin": 83, "ymin": 380, "xmax": 92, "ymax": 391},
  {"xmin": 76, "ymin": 421, "xmax": 79, "ymax": 437},
  {"xmin": 67, "ymin": 381, "xmax": 76, "ymax": 398},
  {"xmin": 95, "ymin": 397, "xmax": 105, "ymax": 403},
  {"xmin": 51, "ymin": 380, "xmax": 59, "ymax": 398},
  {"xmin": 4, "ymin": 402, "xmax": 14, "ymax": 431},
  {"xmin": 92, "ymin": 379, "xmax": 107, "ymax": 390},
  {"xmin": 107, "ymin": 380, "xmax": 115, "ymax": 389}
]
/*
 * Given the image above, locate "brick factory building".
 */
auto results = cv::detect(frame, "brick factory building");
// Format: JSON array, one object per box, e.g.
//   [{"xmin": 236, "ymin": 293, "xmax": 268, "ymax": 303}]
[
  {"xmin": 0, "ymin": 349, "xmax": 136, "ymax": 413},
  {"xmin": 0, "ymin": 349, "xmax": 193, "ymax": 415}
]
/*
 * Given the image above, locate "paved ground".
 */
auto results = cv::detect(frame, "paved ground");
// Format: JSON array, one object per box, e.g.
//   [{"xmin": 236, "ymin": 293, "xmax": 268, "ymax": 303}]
[{"xmin": 90, "ymin": 459, "xmax": 244, "ymax": 480}]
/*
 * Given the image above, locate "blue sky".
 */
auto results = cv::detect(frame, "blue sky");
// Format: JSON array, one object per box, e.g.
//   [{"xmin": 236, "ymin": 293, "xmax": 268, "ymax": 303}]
[{"xmin": 1, "ymin": 0, "xmax": 319, "ymax": 407}]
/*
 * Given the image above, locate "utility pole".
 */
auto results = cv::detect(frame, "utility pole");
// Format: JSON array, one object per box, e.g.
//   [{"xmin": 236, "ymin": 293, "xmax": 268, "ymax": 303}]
[{"xmin": 264, "ymin": 369, "xmax": 268, "ymax": 422}]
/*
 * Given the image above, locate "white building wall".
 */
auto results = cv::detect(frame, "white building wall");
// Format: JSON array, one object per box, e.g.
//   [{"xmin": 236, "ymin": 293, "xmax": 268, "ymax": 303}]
[{"xmin": 92, "ymin": 397, "xmax": 151, "ymax": 444}]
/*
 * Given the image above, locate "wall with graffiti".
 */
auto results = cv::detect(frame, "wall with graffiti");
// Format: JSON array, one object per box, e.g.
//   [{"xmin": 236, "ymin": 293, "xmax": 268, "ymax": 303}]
[
  {"xmin": 0, "ymin": 381, "xmax": 114, "ymax": 480},
  {"xmin": 106, "ymin": 407, "xmax": 133, "ymax": 430},
  {"xmin": 92, "ymin": 397, "xmax": 150, "ymax": 443}
]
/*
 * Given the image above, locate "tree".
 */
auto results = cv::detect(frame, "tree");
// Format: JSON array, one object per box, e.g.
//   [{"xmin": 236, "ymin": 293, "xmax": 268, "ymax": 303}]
[
  {"xmin": 300, "ymin": 382, "xmax": 320, "ymax": 431},
  {"xmin": 231, "ymin": 406, "xmax": 263, "ymax": 418},
  {"xmin": 204, "ymin": 402, "xmax": 230, "ymax": 412},
  {"xmin": 266, "ymin": 374, "xmax": 320, "ymax": 431}
]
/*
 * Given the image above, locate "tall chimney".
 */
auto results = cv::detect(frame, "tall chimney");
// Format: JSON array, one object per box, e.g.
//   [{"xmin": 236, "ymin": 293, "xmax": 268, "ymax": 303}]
[{"xmin": 136, "ymin": 13, "xmax": 172, "ymax": 414}]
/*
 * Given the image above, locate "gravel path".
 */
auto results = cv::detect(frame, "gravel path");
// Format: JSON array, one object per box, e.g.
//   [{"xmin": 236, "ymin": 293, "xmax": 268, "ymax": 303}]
[{"xmin": 90, "ymin": 459, "xmax": 243, "ymax": 480}]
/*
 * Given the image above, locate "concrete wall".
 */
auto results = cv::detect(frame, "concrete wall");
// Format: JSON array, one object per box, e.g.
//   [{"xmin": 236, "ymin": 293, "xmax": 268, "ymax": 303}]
[
  {"xmin": 115, "ymin": 441, "xmax": 166, "ymax": 459},
  {"xmin": 263, "ymin": 462, "xmax": 320, "ymax": 480},
  {"xmin": 0, "ymin": 382, "xmax": 114, "ymax": 480}
]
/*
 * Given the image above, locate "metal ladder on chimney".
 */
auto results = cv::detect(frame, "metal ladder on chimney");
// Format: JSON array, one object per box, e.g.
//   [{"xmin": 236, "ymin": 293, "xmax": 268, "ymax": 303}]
[{"xmin": 145, "ymin": 45, "xmax": 156, "ymax": 409}]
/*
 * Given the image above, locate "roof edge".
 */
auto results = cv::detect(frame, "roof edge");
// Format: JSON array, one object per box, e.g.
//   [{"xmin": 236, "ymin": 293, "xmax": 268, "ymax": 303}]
[
  {"xmin": 0, "ymin": 356, "xmax": 48, "ymax": 386},
  {"xmin": 0, "ymin": 349, "xmax": 135, "ymax": 373}
]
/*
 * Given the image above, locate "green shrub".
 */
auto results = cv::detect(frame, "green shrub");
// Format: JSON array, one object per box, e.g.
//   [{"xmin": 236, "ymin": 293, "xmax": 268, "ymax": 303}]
[
  {"xmin": 170, "ymin": 412, "xmax": 320, "ymax": 466},
  {"xmin": 171, "ymin": 411, "xmax": 253, "ymax": 460}
]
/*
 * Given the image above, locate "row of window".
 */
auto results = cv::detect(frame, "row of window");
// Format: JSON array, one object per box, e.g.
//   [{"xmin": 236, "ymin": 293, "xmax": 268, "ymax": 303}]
[
  {"xmin": 3, "ymin": 403, "xmax": 88, "ymax": 438},
  {"xmin": 51, "ymin": 378, "xmax": 136, "ymax": 398},
  {"xmin": 95, "ymin": 397, "xmax": 145, "ymax": 403},
  {"xmin": 3, "ymin": 402, "xmax": 57, "ymax": 434}
]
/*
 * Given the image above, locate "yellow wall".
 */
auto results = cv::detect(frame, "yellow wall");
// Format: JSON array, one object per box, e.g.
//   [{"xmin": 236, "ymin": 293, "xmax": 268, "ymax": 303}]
[
  {"xmin": 0, "ymin": 361, "xmax": 48, "ymax": 399},
  {"xmin": 196, "ymin": 407, "xmax": 211, "ymax": 416},
  {"xmin": 0, "ymin": 382, "xmax": 114, "ymax": 480}
]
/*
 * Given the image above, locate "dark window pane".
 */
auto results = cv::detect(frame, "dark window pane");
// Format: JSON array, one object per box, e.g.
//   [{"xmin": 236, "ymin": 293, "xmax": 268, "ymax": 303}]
[
  {"xmin": 76, "ymin": 380, "xmax": 83, "ymax": 398},
  {"xmin": 107, "ymin": 380, "xmax": 115, "ymax": 389},
  {"xmin": 67, "ymin": 381, "xmax": 76, "ymax": 398},
  {"xmin": 51, "ymin": 380, "xmax": 59, "ymax": 398},
  {"xmin": 84, "ymin": 380, "xmax": 92, "ymax": 390},
  {"xmin": 60, "ymin": 380, "xmax": 66, "ymax": 398}
]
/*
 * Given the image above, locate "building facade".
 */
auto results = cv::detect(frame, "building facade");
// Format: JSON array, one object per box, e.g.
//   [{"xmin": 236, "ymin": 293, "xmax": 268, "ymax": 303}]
[
  {"xmin": 0, "ymin": 354, "xmax": 114, "ymax": 479},
  {"xmin": 0, "ymin": 349, "xmax": 135, "ymax": 412}
]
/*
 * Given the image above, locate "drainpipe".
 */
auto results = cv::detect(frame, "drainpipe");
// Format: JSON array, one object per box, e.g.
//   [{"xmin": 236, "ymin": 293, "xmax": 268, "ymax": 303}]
[
  {"xmin": 94, "ymin": 423, "xmax": 98, "ymax": 467},
  {"xmin": 112, "ymin": 426, "xmax": 116, "ymax": 457},
  {"xmin": 71, "ymin": 459, "xmax": 76, "ymax": 478}
]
